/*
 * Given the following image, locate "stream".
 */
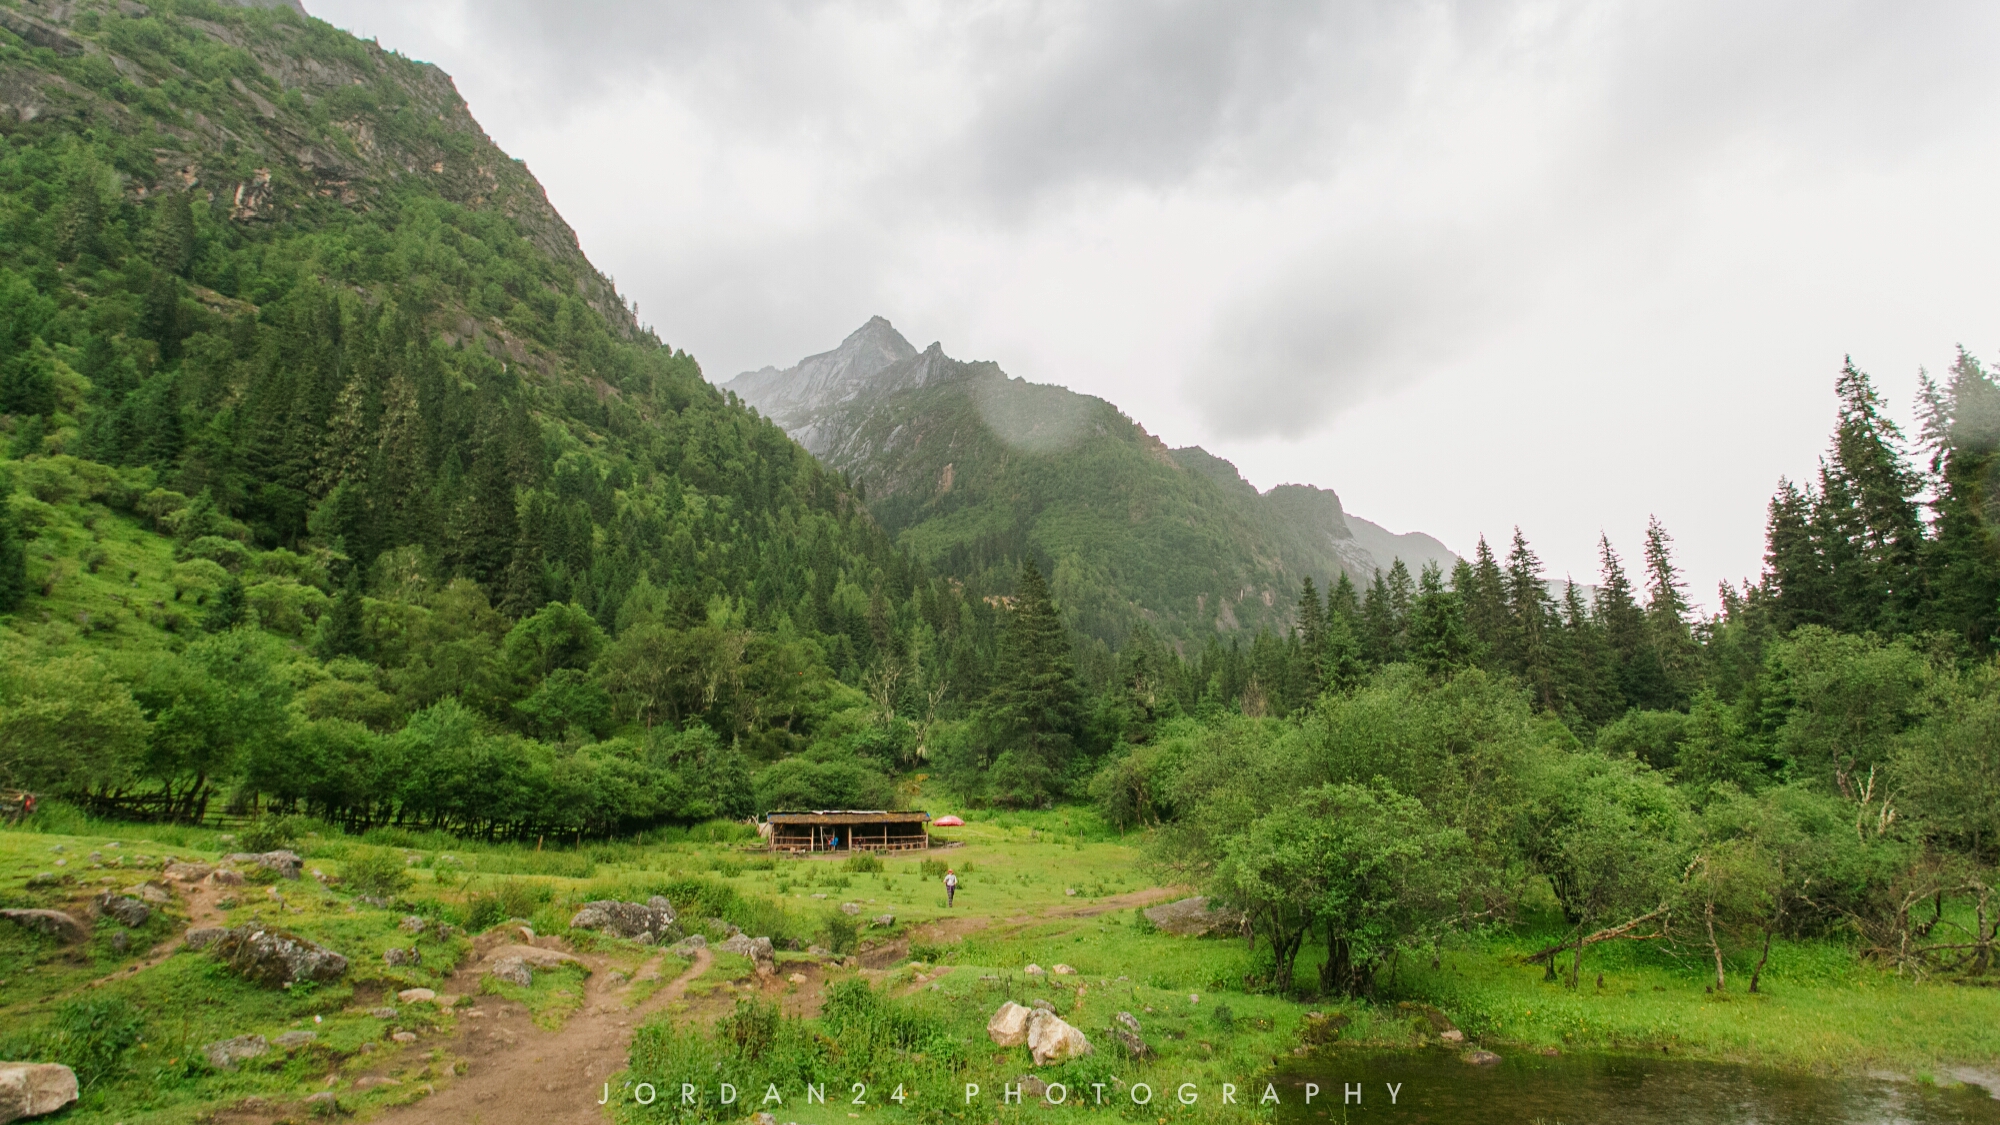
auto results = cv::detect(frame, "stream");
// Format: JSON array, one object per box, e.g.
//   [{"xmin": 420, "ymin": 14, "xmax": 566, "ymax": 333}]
[{"xmin": 1274, "ymin": 1050, "xmax": 2000, "ymax": 1124}]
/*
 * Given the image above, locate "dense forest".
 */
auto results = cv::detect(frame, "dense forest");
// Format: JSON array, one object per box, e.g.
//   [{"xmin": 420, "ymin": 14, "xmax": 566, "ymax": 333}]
[{"xmin": 0, "ymin": 0, "xmax": 1993, "ymax": 997}]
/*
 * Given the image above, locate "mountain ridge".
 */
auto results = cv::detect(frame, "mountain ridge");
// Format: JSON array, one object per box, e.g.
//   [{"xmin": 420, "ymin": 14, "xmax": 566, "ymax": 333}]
[{"xmin": 725, "ymin": 317, "xmax": 1459, "ymax": 643}]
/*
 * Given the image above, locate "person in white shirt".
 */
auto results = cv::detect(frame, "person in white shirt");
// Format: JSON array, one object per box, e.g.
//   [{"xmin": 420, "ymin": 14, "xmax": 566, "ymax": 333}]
[{"xmin": 944, "ymin": 868, "xmax": 958, "ymax": 907}]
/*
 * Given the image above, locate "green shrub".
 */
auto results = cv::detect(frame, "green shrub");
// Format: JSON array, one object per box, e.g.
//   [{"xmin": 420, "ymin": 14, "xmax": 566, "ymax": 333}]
[
  {"xmin": 916, "ymin": 858, "xmax": 947, "ymax": 879},
  {"xmin": 820, "ymin": 908, "xmax": 859, "ymax": 955},
  {"xmin": 238, "ymin": 814, "xmax": 320, "ymax": 853},
  {"xmin": 341, "ymin": 847, "xmax": 412, "ymax": 899},
  {"xmin": 842, "ymin": 853, "xmax": 883, "ymax": 873}
]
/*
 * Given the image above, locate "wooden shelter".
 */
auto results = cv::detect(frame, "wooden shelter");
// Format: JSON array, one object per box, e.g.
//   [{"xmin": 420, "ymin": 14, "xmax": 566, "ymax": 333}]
[{"xmin": 764, "ymin": 810, "xmax": 930, "ymax": 854}]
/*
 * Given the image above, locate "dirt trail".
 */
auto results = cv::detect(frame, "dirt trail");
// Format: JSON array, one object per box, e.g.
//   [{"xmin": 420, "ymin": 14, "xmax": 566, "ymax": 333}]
[
  {"xmin": 354, "ymin": 884, "xmax": 1185, "ymax": 1123},
  {"xmin": 365, "ymin": 946, "xmax": 711, "ymax": 1125}
]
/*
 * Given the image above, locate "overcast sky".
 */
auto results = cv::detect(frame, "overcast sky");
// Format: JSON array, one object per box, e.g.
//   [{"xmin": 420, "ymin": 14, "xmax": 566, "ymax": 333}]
[{"xmin": 311, "ymin": 0, "xmax": 2000, "ymax": 605}]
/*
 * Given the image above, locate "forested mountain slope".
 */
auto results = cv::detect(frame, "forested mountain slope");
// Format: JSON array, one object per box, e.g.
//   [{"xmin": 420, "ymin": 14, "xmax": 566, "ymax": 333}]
[
  {"xmin": 0, "ymin": 0, "xmax": 1017, "ymax": 832},
  {"xmin": 726, "ymin": 318, "xmax": 1458, "ymax": 645}
]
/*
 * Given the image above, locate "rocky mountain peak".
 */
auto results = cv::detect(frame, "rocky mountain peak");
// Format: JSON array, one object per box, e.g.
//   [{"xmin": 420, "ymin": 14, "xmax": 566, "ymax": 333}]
[{"xmin": 724, "ymin": 316, "xmax": 918, "ymax": 427}]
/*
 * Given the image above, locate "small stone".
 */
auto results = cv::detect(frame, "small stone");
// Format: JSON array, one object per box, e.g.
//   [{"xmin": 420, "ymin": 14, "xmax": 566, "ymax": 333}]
[
  {"xmin": 399, "ymin": 915, "xmax": 427, "ymax": 934},
  {"xmin": 383, "ymin": 946, "xmax": 421, "ymax": 967},
  {"xmin": 1023, "ymin": 964, "xmax": 1045, "ymax": 976},
  {"xmin": 212, "ymin": 869, "xmax": 245, "ymax": 886},
  {"xmin": 1116, "ymin": 1011, "xmax": 1142, "ymax": 1034},
  {"xmin": 164, "ymin": 861, "xmax": 212, "ymax": 883},
  {"xmin": 390, "ymin": 1031, "xmax": 418, "ymax": 1044},
  {"xmin": 304, "ymin": 1090, "xmax": 337, "ymax": 1107},
  {"xmin": 840, "ymin": 902, "xmax": 861, "ymax": 915},
  {"xmin": 204, "ymin": 1034, "xmax": 270, "ymax": 1070},
  {"xmin": 132, "ymin": 883, "xmax": 170, "ymax": 904},
  {"xmin": 110, "ymin": 930, "xmax": 130, "ymax": 953},
  {"xmin": 874, "ymin": 913, "xmax": 895, "ymax": 927},
  {"xmin": 787, "ymin": 972, "xmax": 808, "ymax": 984},
  {"xmin": 397, "ymin": 988, "xmax": 436, "ymax": 1003},
  {"xmin": 367, "ymin": 1007, "xmax": 396, "ymax": 1019},
  {"xmin": 1463, "ymin": 1050, "xmax": 1503, "ymax": 1066},
  {"xmin": 354, "ymin": 1075, "xmax": 402, "ymax": 1089},
  {"xmin": 1441, "ymin": 1028, "xmax": 1466, "ymax": 1043},
  {"xmin": 274, "ymin": 1030, "xmax": 318, "ymax": 1048},
  {"xmin": 1052, "ymin": 963, "xmax": 1076, "ymax": 975}
]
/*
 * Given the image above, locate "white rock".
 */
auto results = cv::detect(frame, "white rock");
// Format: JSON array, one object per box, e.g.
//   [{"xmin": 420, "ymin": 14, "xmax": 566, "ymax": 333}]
[
  {"xmin": 987, "ymin": 1001, "xmax": 1034, "ymax": 1046},
  {"xmin": 1026, "ymin": 1010, "xmax": 1093, "ymax": 1066},
  {"xmin": 1023, "ymin": 964, "xmax": 1045, "ymax": 977},
  {"xmin": 397, "ymin": 988, "xmax": 437, "ymax": 1003},
  {"xmin": 0, "ymin": 1062, "xmax": 77, "ymax": 1121},
  {"xmin": 1052, "ymin": 964, "xmax": 1076, "ymax": 975}
]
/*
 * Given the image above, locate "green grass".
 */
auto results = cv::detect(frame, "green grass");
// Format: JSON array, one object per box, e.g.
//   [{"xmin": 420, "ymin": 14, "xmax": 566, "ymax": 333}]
[{"xmin": 4, "ymin": 801, "xmax": 1996, "ymax": 1122}]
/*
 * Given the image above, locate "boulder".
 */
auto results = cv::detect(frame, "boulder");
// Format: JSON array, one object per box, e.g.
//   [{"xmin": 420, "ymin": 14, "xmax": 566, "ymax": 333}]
[
  {"xmin": 0, "ymin": 1063, "xmax": 77, "ymax": 1122},
  {"xmin": 212, "ymin": 927, "xmax": 349, "ymax": 988},
  {"xmin": 184, "ymin": 926, "xmax": 228, "ymax": 950},
  {"xmin": 1014, "ymin": 1075, "xmax": 1049, "ymax": 1100},
  {"xmin": 873, "ymin": 914, "xmax": 895, "ymax": 928},
  {"xmin": 0, "ymin": 909, "xmax": 87, "ymax": 944},
  {"xmin": 399, "ymin": 916, "xmax": 427, "ymax": 934},
  {"xmin": 716, "ymin": 934, "xmax": 774, "ymax": 960},
  {"xmin": 225, "ymin": 851, "xmax": 302, "ymax": 879},
  {"xmin": 482, "ymin": 944, "xmax": 585, "ymax": 969},
  {"xmin": 1026, "ymin": 1010, "xmax": 1092, "ymax": 1066},
  {"xmin": 94, "ymin": 892, "xmax": 150, "ymax": 928},
  {"xmin": 204, "ymin": 1034, "xmax": 269, "ymax": 1070},
  {"xmin": 273, "ymin": 1031, "xmax": 317, "ymax": 1049},
  {"xmin": 668, "ymin": 934, "xmax": 707, "ymax": 956},
  {"xmin": 1115, "ymin": 1011, "xmax": 1143, "ymax": 1034},
  {"xmin": 1441, "ymin": 1028, "xmax": 1466, "ymax": 1043},
  {"xmin": 383, "ymin": 946, "xmax": 420, "ymax": 967},
  {"xmin": 211, "ymin": 869, "xmax": 244, "ymax": 886},
  {"xmin": 488, "ymin": 959, "xmax": 532, "ymax": 986},
  {"xmin": 163, "ymin": 861, "xmax": 211, "ymax": 883},
  {"xmin": 1023, "ymin": 964, "xmax": 1045, "ymax": 977},
  {"xmin": 1052, "ymin": 963, "xmax": 1077, "ymax": 975},
  {"xmin": 1142, "ymin": 896, "xmax": 1242, "ymax": 937},
  {"xmin": 987, "ymin": 1001, "xmax": 1033, "ymax": 1046},
  {"xmin": 1462, "ymin": 1050, "xmax": 1502, "ymax": 1066},
  {"xmin": 568, "ymin": 897, "xmax": 676, "ymax": 940},
  {"xmin": 129, "ymin": 883, "xmax": 169, "ymax": 905}
]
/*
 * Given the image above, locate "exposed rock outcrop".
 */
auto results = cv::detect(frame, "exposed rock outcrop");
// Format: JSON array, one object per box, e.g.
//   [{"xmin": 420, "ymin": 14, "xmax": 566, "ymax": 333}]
[
  {"xmin": 568, "ymin": 897, "xmax": 676, "ymax": 941},
  {"xmin": 212, "ymin": 927, "xmax": 348, "ymax": 987}
]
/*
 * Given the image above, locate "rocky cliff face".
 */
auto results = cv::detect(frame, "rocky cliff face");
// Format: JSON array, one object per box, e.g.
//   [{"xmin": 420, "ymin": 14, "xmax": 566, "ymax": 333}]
[{"xmin": 0, "ymin": 0, "xmax": 634, "ymax": 336}]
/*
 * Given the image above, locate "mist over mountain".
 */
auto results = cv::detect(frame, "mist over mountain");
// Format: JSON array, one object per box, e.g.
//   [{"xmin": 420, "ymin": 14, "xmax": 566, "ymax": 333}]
[{"xmin": 726, "ymin": 318, "xmax": 1457, "ymax": 644}]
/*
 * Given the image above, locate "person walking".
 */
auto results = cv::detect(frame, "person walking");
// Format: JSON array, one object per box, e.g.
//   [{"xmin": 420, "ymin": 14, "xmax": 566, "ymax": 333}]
[{"xmin": 944, "ymin": 867, "xmax": 958, "ymax": 907}]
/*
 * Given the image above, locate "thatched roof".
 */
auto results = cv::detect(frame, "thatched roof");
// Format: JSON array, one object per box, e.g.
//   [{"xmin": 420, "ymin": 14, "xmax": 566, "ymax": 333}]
[{"xmin": 765, "ymin": 810, "xmax": 930, "ymax": 826}]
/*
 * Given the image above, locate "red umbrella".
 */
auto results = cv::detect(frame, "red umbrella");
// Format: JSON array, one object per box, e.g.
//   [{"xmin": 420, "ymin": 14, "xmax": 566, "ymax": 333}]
[{"xmin": 932, "ymin": 815, "xmax": 964, "ymax": 827}]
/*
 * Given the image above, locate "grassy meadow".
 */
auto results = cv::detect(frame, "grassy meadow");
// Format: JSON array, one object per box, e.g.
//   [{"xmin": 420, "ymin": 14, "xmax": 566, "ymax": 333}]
[{"xmin": 0, "ymin": 799, "xmax": 1994, "ymax": 1124}]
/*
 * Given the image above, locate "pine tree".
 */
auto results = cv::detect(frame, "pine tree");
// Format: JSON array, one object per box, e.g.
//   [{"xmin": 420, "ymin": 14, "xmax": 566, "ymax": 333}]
[
  {"xmin": 1504, "ymin": 528, "xmax": 1557, "ymax": 709},
  {"xmin": 1295, "ymin": 576, "xmax": 1328, "ymax": 697},
  {"xmin": 1828, "ymin": 358, "xmax": 1927, "ymax": 628},
  {"xmin": 1642, "ymin": 516, "xmax": 1698, "ymax": 705},
  {"xmin": 1593, "ymin": 533, "xmax": 1654, "ymax": 712},
  {"xmin": 1408, "ymin": 562, "xmax": 1477, "ymax": 677},
  {"xmin": 981, "ymin": 558, "xmax": 1084, "ymax": 806},
  {"xmin": 1918, "ymin": 350, "xmax": 2000, "ymax": 651},
  {"xmin": 1763, "ymin": 478, "xmax": 1836, "ymax": 632},
  {"xmin": 1463, "ymin": 536, "xmax": 1511, "ymax": 668}
]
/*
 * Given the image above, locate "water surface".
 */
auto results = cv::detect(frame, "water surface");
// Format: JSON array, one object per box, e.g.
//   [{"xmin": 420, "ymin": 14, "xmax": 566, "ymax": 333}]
[{"xmin": 1275, "ymin": 1050, "xmax": 2000, "ymax": 1124}]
